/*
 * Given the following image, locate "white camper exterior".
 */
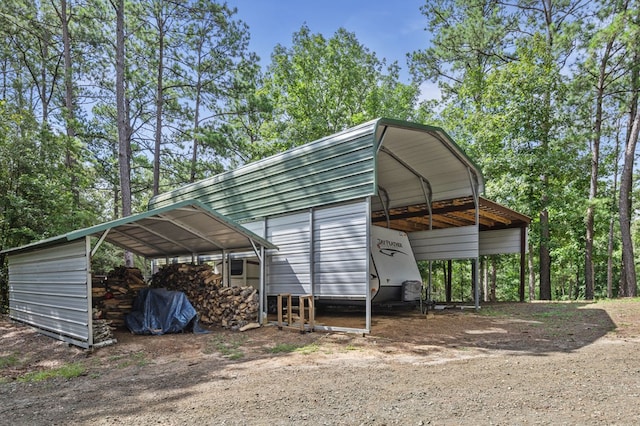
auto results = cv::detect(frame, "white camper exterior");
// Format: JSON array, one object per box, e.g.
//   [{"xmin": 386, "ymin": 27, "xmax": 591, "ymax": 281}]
[{"xmin": 369, "ymin": 225, "xmax": 422, "ymax": 303}]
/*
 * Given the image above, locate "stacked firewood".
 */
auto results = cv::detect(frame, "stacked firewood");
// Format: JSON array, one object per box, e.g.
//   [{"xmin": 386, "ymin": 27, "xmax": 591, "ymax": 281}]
[
  {"xmin": 149, "ymin": 263, "xmax": 220, "ymax": 291},
  {"xmin": 92, "ymin": 307, "xmax": 116, "ymax": 346},
  {"xmin": 92, "ymin": 267, "xmax": 147, "ymax": 327},
  {"xmin": 198, "ymin": 286, "xmax": 260, "ymax": 329},
  {"xmin": 150, "ymin": 263, "xmax": 259, "ymax": 330}
]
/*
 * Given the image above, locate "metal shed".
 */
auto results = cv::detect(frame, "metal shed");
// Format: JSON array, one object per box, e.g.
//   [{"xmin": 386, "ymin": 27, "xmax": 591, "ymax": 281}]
[
  {"xmin": 1, "ymin": 200, "xmax": 276, "ymax": 348},
  {"xmin": 149, "ymin": 118, "xmax": 530, "ymax": 333}
]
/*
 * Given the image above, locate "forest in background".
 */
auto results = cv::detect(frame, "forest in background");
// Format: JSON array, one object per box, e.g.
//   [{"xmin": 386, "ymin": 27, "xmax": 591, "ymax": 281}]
[{"xmin": 1, "ymin": 0, "xmax": 639, "ymax": 311}]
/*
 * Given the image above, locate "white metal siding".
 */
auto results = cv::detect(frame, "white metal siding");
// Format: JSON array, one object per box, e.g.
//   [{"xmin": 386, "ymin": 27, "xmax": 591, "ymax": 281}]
[
  {"xmin": 240, "ymin": 220, "xmax": 266, "ymax": 238},
  {"xmin": 480, "ymin": 228, "xmax": 526, "ymax": 255},
  {"xmin": 313, "ymin": 201, "xmax": 369, "ymax": 298},
  {"xmin": 8, "ymin": 239, "xmax": 91, "ymax": 348},
  {"xmin": 409, "ymin": 226, "xmax": 479, "ymax": 260},
  {"xmin": 266, "ymin": 212, "xmax": 311, "ymax": 295}
]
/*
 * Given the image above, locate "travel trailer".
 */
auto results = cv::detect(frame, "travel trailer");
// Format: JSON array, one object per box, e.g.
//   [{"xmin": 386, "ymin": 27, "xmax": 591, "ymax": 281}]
[
  {"xmin": 200, "ymin": 224, "xmax": 424, "ymax": 311},
  {"xmin": 369, "ymin": 225, "xmax": 422, "ymax": 303}
]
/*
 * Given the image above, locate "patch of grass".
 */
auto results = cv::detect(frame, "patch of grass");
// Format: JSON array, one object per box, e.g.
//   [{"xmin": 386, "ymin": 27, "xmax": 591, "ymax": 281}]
[
  {"xmin": 115, "ymin": 352, "xmax": 149, "ymax": 369},
  {"xmin": 345, "ymin": 344, "xmax": 359, "ymax": 351},
  {"xmin": 0, "ymin": 354, "xmax": 19, "ymax": 369},
  {"xmin": 597, "ymin": 297, "xmax": 640, "ymax": 304},
  {"xmin": 268, "ymin": 343, "xmax": 301, "ymax": 354},
  {"xmin": 17, "ymin": 363, "xmax": 85, "ymax": 383},
  {"xmin": 205, "ymin": 335, "xmax": 246, "ymax": 360},
  {"xmin": 531, "ymin": 306, "xmax": 580, "ymax": 321},
  {"xmin": 295, "ymin": 343, "xmax": 319, "ymax": 355},
  {"xmin": 481, "ymin": 303, "xmax": 585, "ymax": 323},
  {"xmin": 268, "ymin": 342, "xmax": 320, "ymax": 355}
]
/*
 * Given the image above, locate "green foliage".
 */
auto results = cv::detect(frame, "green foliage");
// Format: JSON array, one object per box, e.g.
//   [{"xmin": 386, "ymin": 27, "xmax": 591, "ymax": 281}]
[
  {"xmin": 0, "ymin": 0, "xmax": 638, "ymax": 306},
  {"xmin": 205, "ymin": 335, "xmax": 247, "ymax": 359},
  {"xmin": 0, "ymin": 98, "xmax": 99, "ymax": 310},
  {"xmin": 0, "ymin": 354, "xmax": 19, "ymax": 369},
  {"xmin": 263, "ymin": 25, "xmax": 419, "ymax": 148},
  {"xmin": 410, "ymin": 0, "xmax": 636, "ymax": 301},
  {"xmin": 16, "ymin": 363, "xmax": 86, "ymax": 383}
]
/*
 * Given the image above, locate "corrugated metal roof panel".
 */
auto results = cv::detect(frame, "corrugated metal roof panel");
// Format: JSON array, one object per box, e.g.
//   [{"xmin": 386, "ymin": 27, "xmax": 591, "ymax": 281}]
[
  {"xmin": 149, "ymin": 118, "xmax": 485, "ymax": 225},
  {"xmin": 150, "ymin": 123, "xmax": 379, "ymax": 220},
  {"xmin": 374, "ymin": 119, "xmax": 484, "ymax": 186},
  {"xmin": 1, "ymin": 200, "xmax": 277, "ymax": 258},
  {"xmin": 375, "ymin": 125, "xmax": 483, "ymax": 207}
]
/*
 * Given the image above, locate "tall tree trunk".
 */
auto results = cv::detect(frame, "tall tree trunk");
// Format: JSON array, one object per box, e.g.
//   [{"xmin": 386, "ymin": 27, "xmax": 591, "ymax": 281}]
[
  {"xmin": 482, "ymin": 257, "xmax": 488, "ymax": 302},
  {"xmin": 528, "ymin": 241, "xmax": 535, "ymax": 300},
  {"xmin": 113, "ymin": 187, "xmax": 119, "ymax": 220},
  {"xmin": 619, "ymin": 42, "xmax": 639, "ymax": 298},
  {"xmin": 619, "ymin": 111, "xmax": 639, "ymax": 297},
  {"xmin": 490, "ymin": 256, "xmax": 497, "ymax": 303},
  {"xmin": 190, "ymin": 43, "xmax": 204, "ymax": 183},
  {"xmin": 608, "ymin": 124, "xmax": 622, "ymax": 298},
  {"xmin": 40, "ymin": 27, "xmax": 49, "ymax": 125},
  {"xmin": 190, "ymin": 81, "xmax": 201, "ymax": 183},
  {"xmin": 538, "ymin": 0, "xmax": 554, "ymax": 301},
  {"xmin": 114, "ymin": 0, "xmax": 133, "ymax": 267},
  {"xmin": 153, "ymin": 9, "xmax": 164, "ymax": 196},
  {"xmin": 607, "ymin": 215, "xmax": 615, "ymax": 298},
  {"xmin": 539, "ymin": 206, "xmax": 552, "ymax": 300},
  {"xmin": 55, "ymin": 0, "xmax": 79, "ymax": 207},
  {"xmin": 446, "ymin": 260, "xmax": 452, "ymax": 303},
  {"xmin": 585, "ymin": 39, "xmax": 613, "ymax": 300}
]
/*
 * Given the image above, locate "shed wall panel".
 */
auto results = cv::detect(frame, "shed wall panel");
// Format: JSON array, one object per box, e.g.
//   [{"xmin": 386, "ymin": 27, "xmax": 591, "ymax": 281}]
[
  {"xmin": 8, "ymin": 239, "xmax": 91, "ymax": 347},
  {"xmin": 313, "ymin": 201, "xmax": 369, "ymax": 298},
  {"xmin": 266, "ymin": 212, "xmax": 311, "ymax": 295},
  {"xmin": 240, "ymin": 220, "xmax": 266, "ymax": 238},
  {"xmin": 480, "ymin": 228, "xmax": 526, "ymax": 255},
  {"xmin": 409, "ymin": 226, "xmax": 479, "ymax": 260}
]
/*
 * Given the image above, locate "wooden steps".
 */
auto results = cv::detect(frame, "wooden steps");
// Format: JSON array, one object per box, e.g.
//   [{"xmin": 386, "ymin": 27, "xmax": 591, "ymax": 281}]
[{"xmin": 276, "ymin": 293, "xmax": 315, "ymax": 332}]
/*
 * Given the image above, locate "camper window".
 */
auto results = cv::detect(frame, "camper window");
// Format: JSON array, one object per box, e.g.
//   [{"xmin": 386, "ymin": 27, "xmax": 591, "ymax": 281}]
[{"xmin": 230, "ymin": 259, "xmax": 243, "ymax": 276}]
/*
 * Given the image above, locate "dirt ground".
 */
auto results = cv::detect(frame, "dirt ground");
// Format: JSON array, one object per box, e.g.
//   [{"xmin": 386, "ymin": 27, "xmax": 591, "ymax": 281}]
[{"xmin": 1, "ymin": 300, "xmax": 640, "ymax": 425}]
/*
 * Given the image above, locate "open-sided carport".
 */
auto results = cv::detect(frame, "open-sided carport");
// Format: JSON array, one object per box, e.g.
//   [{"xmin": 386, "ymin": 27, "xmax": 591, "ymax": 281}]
[
  {"xmin": 1, "ymin": 200, "xmax": 276, "ymax": 348},
  {"xmin": 149, "ymin": 118, "xmax": 531, "ymax": 333}
]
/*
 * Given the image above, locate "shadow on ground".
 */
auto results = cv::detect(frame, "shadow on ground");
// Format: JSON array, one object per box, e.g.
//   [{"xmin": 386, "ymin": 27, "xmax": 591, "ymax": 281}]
[
  {"xmin": 361, "ymin": 302, "xmax": 617, "ymax": 355},
  {"xmin": 0, "ymin": 301, "xmax": 628, "ymax": 424}
]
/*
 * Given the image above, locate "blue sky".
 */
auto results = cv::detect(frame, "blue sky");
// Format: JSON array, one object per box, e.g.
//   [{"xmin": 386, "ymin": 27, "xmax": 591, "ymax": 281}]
[{"xmin": 225, "ymin": 0, "xmax": 439, "ymax": 100}]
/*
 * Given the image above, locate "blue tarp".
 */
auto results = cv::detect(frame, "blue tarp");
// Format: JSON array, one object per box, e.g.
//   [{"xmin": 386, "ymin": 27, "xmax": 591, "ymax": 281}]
[{"xmin": 125, "ymin": 288, "xmax": 208, "ymax": 335}]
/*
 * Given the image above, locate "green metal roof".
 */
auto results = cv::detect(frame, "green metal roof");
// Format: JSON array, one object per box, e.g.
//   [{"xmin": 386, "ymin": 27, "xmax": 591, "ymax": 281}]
[
  {"xmin": 149, "ymin": 120, "xmax": 379, "ymax": 221},
  {"xmin": 1, "ymin": 200, "xmax": 277, "ymax": 258},
  {"xmin": 149, "ymin": 118, "xmax": 484, "ymax": 221}
]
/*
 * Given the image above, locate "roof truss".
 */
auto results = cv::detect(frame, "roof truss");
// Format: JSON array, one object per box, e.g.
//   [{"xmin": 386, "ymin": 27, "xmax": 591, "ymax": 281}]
[{"xmin": 371, "ymin": 196, "xmax": 530, "ymax": 233}]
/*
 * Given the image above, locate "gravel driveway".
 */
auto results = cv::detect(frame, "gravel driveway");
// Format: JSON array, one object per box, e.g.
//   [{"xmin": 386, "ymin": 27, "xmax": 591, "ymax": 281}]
[{"xmin": 2, "ymin": 300, "xmax": 640, "ymax": 425}]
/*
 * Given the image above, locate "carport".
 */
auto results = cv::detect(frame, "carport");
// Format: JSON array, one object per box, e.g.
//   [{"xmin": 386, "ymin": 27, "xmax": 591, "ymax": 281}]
[
  {"xmin": 148, "ymin": 118, "xmax": 531, "ymax": 333},
  {"xmin": 1, "ymin": 200, "xmax": 276, "ymax": 348},
  {"xmin": 372, "ymin": 196, "xmax": 531, "ymax": 302}
]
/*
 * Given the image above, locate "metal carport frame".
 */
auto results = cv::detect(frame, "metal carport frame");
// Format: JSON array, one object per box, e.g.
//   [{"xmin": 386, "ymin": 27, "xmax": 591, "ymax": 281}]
[{"xmin": 1, "ymin": 200, "xmax": 277, "ymax": 348}]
